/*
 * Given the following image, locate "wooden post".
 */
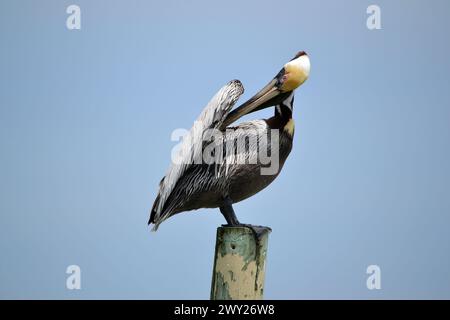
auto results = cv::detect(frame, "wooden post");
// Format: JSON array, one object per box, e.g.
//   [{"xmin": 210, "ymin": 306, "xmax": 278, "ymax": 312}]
[{"xmin": 210, "ymin": 226, "xmax": 271, "ymax": 300}]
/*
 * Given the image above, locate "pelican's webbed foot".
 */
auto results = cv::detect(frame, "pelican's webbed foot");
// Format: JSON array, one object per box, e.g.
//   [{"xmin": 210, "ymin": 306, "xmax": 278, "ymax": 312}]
[{"xmin": 235, "ymin": 224, "xmax": 272, "ymax": 242}]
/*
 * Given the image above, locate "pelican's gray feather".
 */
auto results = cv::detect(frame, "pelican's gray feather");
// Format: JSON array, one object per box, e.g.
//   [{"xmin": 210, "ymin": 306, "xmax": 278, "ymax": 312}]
[{"xmin": 150, "ymin": 80, "xmax": 244, "ymax": 230}]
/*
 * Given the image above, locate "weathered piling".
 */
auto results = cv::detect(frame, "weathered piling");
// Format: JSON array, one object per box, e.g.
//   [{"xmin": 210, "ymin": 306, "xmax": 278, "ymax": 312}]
[{"xmin": 210, "ymin": 226, "xmax": 271, "ymax": 300}]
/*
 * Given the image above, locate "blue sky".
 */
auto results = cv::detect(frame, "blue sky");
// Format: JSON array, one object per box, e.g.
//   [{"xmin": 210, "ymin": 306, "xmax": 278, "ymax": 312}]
[{"xmin": 1, "ymin": 0, "xmax": 450, "ymax": 299}]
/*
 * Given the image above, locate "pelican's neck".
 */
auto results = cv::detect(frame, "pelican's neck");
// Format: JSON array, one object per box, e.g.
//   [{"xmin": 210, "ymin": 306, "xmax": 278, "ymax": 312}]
[{"xmin": 274, "ymin": 92, "xmax": 294, "ymax": 121}]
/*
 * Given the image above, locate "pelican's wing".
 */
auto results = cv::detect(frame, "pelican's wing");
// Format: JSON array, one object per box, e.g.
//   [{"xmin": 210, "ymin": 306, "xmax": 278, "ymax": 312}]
[{"xmin": 149, "ymin": 80, "xmax": 244, "ymax": 230}]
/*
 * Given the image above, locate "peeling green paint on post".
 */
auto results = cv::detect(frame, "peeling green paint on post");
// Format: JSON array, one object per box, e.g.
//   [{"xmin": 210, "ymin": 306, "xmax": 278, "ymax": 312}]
[
  {"xmin": 210, "ymin": 226, "xmax": 271, "ymax": 300},
  {"xmin": 213, "ymin": 272, "xmax": 232, "ymax": 300}
]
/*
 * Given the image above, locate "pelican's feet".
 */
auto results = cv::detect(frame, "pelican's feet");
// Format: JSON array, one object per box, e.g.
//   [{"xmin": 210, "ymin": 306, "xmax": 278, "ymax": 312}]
[{"xmin": 221, "ymin": 223, "xmax": 272, "ymax": 242}]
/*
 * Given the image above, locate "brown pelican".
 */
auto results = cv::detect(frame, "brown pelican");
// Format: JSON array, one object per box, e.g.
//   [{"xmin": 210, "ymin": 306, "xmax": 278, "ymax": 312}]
[{"xmin": 149, "ymin": 51, "xmax": 310, "ymax": 231}]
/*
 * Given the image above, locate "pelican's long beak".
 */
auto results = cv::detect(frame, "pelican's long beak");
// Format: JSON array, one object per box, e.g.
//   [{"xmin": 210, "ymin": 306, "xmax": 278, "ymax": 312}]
[
  {"xmin": 221, "ymin": 78, "xmax": 280, "ymax": 128},
  {"xmin": 220, "ymin": 51, "xmax": 310, "ymax": 129}
]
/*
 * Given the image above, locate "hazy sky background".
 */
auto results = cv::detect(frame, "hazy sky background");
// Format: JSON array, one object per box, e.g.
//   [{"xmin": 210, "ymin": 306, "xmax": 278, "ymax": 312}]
[{"xmin": 1, "ymin": 0, "xmax": 449, "ymax": 299}]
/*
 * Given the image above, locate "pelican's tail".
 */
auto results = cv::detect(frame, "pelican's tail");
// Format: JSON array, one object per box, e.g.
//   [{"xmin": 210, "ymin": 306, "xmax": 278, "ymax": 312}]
[{"xmin": 148, "ymin": 194, "xmax": 161, "ymax": 231}]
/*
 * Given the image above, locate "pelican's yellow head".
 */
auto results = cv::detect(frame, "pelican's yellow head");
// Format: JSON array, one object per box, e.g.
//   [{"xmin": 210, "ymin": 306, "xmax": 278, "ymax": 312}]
[{"xmin": 279, "ymin": 51, "xmax": 310, "ymax": 92}]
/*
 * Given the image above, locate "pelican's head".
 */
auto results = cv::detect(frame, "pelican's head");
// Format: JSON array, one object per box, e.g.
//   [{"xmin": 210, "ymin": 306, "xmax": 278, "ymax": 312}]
[
  {"xmin": 221, "ymin": 51, "xmax": 310, "ymax": 127},
  {"xmin": 279, "ymin": 51, "xmax": 310, "ymax": 92}
]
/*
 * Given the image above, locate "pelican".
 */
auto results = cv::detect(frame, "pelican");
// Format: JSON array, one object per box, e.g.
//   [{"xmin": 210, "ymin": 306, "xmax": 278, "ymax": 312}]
[{"xmin": 149, "ymin": 51, "xmax": 310, "ymax": 231}]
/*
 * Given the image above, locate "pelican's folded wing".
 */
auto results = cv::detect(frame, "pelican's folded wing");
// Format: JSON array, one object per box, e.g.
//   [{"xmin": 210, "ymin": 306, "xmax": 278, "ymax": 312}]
[{"xmin": 149, "ymin": 80, "xmax": 244, "ymax": 230}]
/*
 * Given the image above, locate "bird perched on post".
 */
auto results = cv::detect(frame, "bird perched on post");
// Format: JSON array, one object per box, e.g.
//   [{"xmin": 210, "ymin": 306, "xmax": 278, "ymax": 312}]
[{"xmin": 149, "ymin": 51, "xmax": 310, "ymax": 231}]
